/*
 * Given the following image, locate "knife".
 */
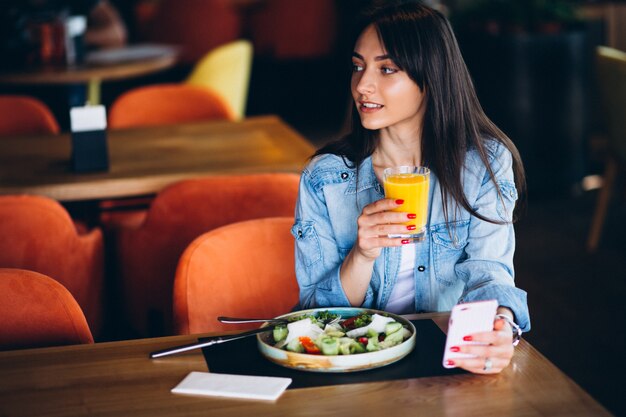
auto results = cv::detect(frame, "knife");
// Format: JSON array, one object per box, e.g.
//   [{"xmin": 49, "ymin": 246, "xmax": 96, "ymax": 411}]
[{"xmin": 149, "ymin": 324, "xmax": 277, "ymax": 359}]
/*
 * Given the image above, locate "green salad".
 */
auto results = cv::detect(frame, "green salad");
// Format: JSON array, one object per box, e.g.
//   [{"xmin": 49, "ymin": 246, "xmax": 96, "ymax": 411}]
[{"xmin": 271, "ymin": 311, "xmax": 411, "ymax": 355}]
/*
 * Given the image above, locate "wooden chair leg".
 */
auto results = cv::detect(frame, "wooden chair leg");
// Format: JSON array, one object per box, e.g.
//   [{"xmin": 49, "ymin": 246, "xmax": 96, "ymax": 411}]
[{"xmin": 587, "ymin": 157, "xmax": 619, "ymax": 252}]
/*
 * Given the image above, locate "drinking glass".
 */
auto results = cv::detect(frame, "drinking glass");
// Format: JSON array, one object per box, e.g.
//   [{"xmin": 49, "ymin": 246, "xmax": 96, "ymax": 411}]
[{"xmin": 383, "ymin": 166, "xmax": 430, "ymax": 241}]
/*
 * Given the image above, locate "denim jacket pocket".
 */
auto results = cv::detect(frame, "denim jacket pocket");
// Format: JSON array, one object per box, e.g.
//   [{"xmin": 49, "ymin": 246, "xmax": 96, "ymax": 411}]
[
  {"xmin": 431, "ymin": 220, "xmax": 470, "ymax": 286},
  {"xmin": 496, "ymin": 180, "xmax": 518, "ymax": 221},
  {"xmin": 291, "ymin": 221, "xmax": 322, "ymax": 268}
]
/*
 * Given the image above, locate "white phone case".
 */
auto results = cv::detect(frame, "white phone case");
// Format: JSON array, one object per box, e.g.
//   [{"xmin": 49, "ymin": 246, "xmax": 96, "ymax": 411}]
[{"xmin": 442, "ymin": 299, "xmax": 498, "ymax": 368}]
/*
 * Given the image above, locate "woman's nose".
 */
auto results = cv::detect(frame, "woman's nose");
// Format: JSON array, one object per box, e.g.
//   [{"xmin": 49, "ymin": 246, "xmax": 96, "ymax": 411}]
[{"xmin": 355, "ymin": 70, "xmax": 375, "ymax": 95}]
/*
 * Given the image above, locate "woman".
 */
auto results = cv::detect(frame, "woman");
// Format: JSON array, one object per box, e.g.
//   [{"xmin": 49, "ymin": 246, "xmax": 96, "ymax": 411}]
[{"xmin": 291, "ymin": 2, "xmax": 530, "ymax": 374}]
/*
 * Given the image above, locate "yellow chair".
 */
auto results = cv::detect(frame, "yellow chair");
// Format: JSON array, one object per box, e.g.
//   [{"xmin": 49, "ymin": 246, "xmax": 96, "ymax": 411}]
[
  {"xmin": 587, "ymin": 46, "xmax": 626, "ymax": 252},
  {"xmin": 185, "ymin": 40, "xmax": 253, "ymax": 120}
]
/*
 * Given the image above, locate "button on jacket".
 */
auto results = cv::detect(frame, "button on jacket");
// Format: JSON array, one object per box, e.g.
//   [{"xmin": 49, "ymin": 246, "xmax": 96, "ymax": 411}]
[{"xmin": 291, "ymin": 140, "xmax": 530, "ymax": 331}]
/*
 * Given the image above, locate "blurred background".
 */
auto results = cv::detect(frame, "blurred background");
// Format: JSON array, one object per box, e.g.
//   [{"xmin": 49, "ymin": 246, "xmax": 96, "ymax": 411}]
[{"xmin": 0, "ymin": 0, "xmax": 624, "ymax": 414}]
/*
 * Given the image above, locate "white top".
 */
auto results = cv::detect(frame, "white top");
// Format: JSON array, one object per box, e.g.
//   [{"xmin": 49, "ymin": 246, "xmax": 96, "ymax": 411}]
[{"xmin": 385, "ymin": 243, "xmax": 416, "ymax": 314}]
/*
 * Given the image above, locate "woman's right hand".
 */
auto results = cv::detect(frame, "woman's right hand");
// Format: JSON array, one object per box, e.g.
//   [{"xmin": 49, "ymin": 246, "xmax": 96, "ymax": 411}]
[
  {"xmin": 340, "ymin": 198, "xmax": 414, "ymax": 306},
  {"xmin": 354, "ymin": 198, "xmax": 415, "ymax": 260}
]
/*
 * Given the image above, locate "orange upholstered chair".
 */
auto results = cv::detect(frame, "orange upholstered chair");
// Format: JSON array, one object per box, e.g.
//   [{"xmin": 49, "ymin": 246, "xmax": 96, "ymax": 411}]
[
  {"xmin": 108, "ymin": 84, "xmax": 234, "ymax": 129},
  {"xmin": 249, "ymin": 0, "xmax": 336, "ymax": 59},
  {"xmin": 104, "ymin": 83, "xmax": 235, "ymax": 225},
  {"xmin": 115, "ymin": 173, "xmax": 300, "ymax": 337},
  {"xmin": 137, "ymin": 0, "xmax": 241, "ymax": 64},
  {"xmin": 173, "ymin": 217, "xmax": 298, "ymax": 335},
  {"xmin": 0, "ymin": 268, "xmax": 93, "ymax": 351},
  {"xmin": 0, "ymin": 195, "xmax": 104, "ymax": 335},
  {"xmin": 0, "ymin": 95, "xmax": 60, "ymax": 136}
]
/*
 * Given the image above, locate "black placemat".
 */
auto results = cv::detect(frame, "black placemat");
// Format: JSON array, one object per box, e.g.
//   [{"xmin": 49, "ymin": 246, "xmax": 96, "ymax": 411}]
[{"xmin": 201, "ymin": 319, "xmax": 464, "ymax": 389}]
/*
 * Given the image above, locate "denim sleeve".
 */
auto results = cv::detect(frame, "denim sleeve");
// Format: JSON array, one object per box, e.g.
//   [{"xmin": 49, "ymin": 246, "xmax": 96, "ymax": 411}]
[
  {"xmin": 291, "ymin": 168, "xmax": 354, "ymax": 309},
  {"xmin": 455, "ymin": 144, "xmax": 531, "ymax": 332}
]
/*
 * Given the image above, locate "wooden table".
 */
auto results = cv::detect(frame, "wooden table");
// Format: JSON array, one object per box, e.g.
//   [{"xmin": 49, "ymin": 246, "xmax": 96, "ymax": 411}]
[
  {"xmin": 0, "ymin": 116, "xmax": 315, "ymax": 202},
  {"xmin": 0, "ymin": 313, "xmax": 610, "ymax": 417},
  {"xmin": 0, "ymin": 44, "xmax": 178, "ymax": 104}
]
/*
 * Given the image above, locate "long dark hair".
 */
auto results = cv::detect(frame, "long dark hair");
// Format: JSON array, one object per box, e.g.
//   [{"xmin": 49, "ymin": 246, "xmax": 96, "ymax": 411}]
[{"xmin": 316, "ymin": 1, "xmax": 526, "ymax": 223}]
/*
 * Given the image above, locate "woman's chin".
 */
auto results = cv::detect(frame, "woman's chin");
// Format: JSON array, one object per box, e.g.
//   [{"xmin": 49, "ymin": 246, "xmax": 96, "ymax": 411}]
[{"xmin": 359, "ymin": 118, "xmax": 385, "ymax": 131}]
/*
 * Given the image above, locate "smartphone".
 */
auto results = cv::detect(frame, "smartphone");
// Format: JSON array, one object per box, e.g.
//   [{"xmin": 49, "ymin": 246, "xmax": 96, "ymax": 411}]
[{"xmin": 442, "ymin": 299, "xmax": 498, "ymax": 368}]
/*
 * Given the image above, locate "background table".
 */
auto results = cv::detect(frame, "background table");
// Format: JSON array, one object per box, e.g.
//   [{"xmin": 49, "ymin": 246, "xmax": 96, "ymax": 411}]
[
  {"xmin": 0, "ymin": 44, "xmax": 178, "ymax": 105},
  {"xmin": 0, "ymin": 313, "xmax": 610, "ymax": 417},
  {"xmin": 0, "ymin": 115, "xmax": 315, "ymax": 202}
]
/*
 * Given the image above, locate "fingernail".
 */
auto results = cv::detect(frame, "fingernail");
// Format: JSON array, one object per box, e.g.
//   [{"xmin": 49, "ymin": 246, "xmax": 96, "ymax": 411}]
[
  {"xmin": 407, "ymin": 225, "xmax": 416, "ymax": 230},
  {"xmin": 446, "ymin": 360, "xmax": 455, "ymax": 366},
  {"xmin": 450, "ymin": 346, "xmax": 460, "ymax": 352},
  {"xmin": 463, "ymin": 336, "xmax": 472, "ymax": 342},
  {"xmin": 401, "ymin": 239, "xmax": 410, "ymax": 244},
  {"xmin": 407, "ymin": 213, "xmax": 416, "ymax": 219},
  {"xmin": 395, "ymin": 199, "xmax": 404, "ymax": 205}
]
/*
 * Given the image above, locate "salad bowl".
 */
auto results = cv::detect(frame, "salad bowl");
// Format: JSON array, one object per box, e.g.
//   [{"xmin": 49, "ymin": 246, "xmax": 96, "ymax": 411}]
[{"xmin": 257, "ymin": 307, "xmax": 416, "ymax": 372}]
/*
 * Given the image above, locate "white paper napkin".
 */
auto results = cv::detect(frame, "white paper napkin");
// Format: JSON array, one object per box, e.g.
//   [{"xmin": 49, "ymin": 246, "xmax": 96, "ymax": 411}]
[
  {"xmin": 70, "ymin": 105, "xmax": 107, "ymax": 132},
  {"xmin": 171, "ymin": 372, "xmax": 292, "ymax": 401}
]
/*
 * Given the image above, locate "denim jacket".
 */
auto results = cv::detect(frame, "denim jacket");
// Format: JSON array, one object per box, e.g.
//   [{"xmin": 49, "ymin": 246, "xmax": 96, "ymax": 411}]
[{"xmin": 291, "ymin": 140, "xmax": 530, "ymax": 332}]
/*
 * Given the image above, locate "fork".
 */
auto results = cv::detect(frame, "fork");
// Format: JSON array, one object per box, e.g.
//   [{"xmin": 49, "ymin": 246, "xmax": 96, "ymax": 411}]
[
  {"xmin": 218, "ymin": 316, "xmax": 343, "ymax": 326},
  {"xmin": 217, "ymin": 316, "xmax": 288, "ymax": 325}
]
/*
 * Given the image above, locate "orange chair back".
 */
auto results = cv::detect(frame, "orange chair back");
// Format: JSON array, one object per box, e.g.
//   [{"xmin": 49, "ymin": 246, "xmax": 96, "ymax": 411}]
[
  {"xmin": 0, "ymin": 268, "xmax": 93, "ymax": 350},
  {"xmin": 174, "ymin": 217, "xmax": 298, "ymax": 334},
  {"xmin": 116, "ymin": 173, "xmax": 300, "ymax": 337},
  {"xmin": 108, "ymin": 84, "xmax": 234, "ymax": 129},
  {"xmin": 0, "ymin": 195, "xmax": 104, "ymax": 334},
  {"xmin": 249, "ymin": 0, "xmax": 336, "ymax": 59},
  {"xmin": 0, "ymin": 95, "xmax": 60, "ymax": 136},
  {"xmin": 137, "ymin": 0, "xmax": 241, "ymax": 64}
]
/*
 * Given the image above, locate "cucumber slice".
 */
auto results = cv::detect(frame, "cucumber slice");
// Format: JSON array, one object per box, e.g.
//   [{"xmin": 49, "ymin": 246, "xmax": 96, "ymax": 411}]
[
  {"xmin": 273, "ymin": 326, "xmax": 288, "ymax": 342},
  {"xmin": 385, "ymin": 322, "xmax": 403, "ymax": 335},
  {"xmin": 321, "ymin": 338, "xmax": 339, "ymax": 355},
  {"xmin": 286, "ymin": 338, "xmax": 304, "ymax": 353}
]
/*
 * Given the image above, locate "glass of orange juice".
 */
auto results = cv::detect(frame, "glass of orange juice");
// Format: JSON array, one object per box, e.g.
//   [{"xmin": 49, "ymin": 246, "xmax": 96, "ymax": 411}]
[{"xmin": 383, "ymin": 166, "xmax": 430, "ymax": 241}]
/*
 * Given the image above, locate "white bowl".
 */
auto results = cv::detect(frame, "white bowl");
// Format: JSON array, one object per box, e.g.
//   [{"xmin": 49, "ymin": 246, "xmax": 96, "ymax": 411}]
[{"xmin": 257, "ymin": 307, "xmax": 416, "ymax": 373}]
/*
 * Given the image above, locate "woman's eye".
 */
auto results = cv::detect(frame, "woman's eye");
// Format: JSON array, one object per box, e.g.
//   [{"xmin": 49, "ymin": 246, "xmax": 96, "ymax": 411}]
[
  {"xmin": 352, "ymin": 63, "xmax": 364, "ymax": 72},
  {"xmin": 381, "ymin": 66, "xmax": 398, "ymax": 75}
]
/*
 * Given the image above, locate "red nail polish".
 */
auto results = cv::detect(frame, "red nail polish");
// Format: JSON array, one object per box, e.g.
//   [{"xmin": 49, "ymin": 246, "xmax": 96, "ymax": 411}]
[
  {"xmin": 401, "ymin": 239, "xmax": 410, "ymax": 244},
  {"xmin": 463, "ymin": 336, "xmax": 473, "ymax": 342},
  {"xmin": 395, "ymin": 199, "xmax": 404, "ymax": 205},
  {"xmin": 450, "ymin": 346, "xmax": 460, "ymax": 352},
  {"xmin": 446, "ymin": 360, "xmax": 455, "ymax": 366},
  {"xmin": 407, "ymin": 225, "xmax": 416, "ymax": 231},
  {"xmin": 407, "ymin": 213, "xmax": 416, "ymax": 219}
]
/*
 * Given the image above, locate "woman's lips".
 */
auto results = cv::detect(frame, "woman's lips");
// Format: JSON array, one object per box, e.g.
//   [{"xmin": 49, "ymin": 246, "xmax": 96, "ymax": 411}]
[{"xmin": 359, "ymin": 101, "xmax": 384, "ymax": 113}]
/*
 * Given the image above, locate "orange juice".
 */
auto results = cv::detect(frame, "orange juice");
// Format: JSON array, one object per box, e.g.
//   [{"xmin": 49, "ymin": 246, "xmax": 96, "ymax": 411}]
[{"xmin": 383, "ymin": 168, "xmax": 430, "ymax": 234}]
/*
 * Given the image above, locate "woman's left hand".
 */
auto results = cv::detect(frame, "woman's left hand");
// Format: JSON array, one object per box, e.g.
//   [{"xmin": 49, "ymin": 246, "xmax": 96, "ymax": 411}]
[{"xmin": 447, "ymin": 317, "xmax": 514, "ymax": 374}]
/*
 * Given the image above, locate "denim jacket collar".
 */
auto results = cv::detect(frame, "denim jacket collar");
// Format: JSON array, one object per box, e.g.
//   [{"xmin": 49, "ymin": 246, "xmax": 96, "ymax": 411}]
[{"xmin": 346, "ymin": 156, "xmax": 384, "ymax": 195}]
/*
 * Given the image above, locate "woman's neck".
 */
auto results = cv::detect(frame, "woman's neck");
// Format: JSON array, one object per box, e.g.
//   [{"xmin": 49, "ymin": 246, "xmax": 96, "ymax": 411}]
[{"xmin": 372, "ymin": 125, "xmax": 422, "ymax": 169}]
